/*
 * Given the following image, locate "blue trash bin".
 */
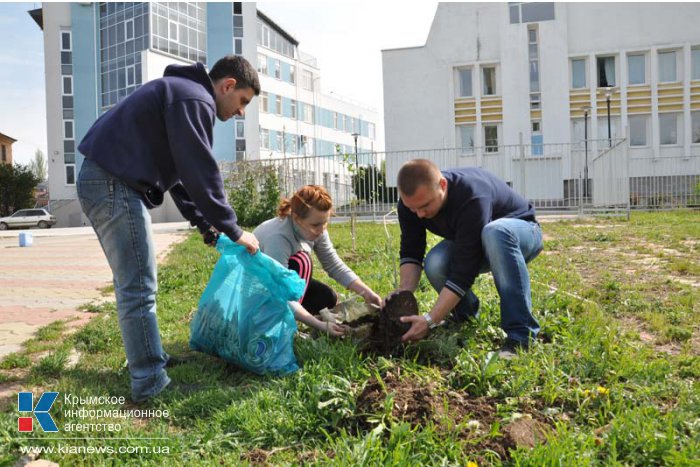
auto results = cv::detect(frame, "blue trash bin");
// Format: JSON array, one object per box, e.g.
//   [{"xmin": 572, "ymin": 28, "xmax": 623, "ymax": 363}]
[{"xmin": 19, "ymin": 232, "xmax": 33, "ymax": 247}]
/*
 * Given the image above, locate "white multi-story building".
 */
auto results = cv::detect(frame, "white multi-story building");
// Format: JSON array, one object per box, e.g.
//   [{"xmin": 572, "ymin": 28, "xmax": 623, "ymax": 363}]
[
  {"xmin": 31, "ymin": 2, "xmax": 382, "ymax": 227},
  {"xmin": 382, "ymin": 2, "xmax": 700, "ymax": 207}
]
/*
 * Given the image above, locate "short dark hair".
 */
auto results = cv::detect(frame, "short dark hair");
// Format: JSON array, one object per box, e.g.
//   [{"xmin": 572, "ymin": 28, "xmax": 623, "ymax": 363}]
[
  {"xmin": 209, "ymin": 55, "xmax": 261, "ymax": 95},
  {"xmin": 397, "ymin": 159, "xmax": 441, "ymax": 196}
]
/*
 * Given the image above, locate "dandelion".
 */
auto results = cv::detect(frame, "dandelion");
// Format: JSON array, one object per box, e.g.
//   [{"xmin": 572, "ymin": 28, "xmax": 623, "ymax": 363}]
[
  {"xmin": 597, "ymin": 386, "xmax": 610, "ymax": 396},
  {"xmin": 467, "ymin": 462, "xmax": 478, "ymax": 467}
]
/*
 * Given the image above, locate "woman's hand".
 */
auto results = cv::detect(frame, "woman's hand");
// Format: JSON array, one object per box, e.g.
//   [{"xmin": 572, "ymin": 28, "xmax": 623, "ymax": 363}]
[
  {"xmin": 361, "ymin": 289, "xmax": 383, "ymax": 309},
  {"xmin": 322, "ymin": 321, "xmax": 348, "ymax": 337}
]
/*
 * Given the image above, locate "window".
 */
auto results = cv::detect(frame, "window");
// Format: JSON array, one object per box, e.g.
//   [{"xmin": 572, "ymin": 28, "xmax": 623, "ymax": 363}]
[
  {"xmin": 65, "ymin": 165, "xmax": 76, "ymax": 185},
  {"xmin": 484, "ymin": 125, "xmax": 499, "ymax": 152},
  {"xmin": 369, "ymin": 122, "xmax": 376, "ymax": 139},
  {"xmin": 597, "ymin": 56, "xmax": 616, "ymax": 87},
  {"xmin": 126, "ymin": 65, "xmax": 135, "ymax": 87},
  {"xmin": 257, "ymin": 54, "xmax": 268, "ymax": 75},
  {"xmin": 658, "ymin": 51, "xmax": 677, "ymax": 83},
  {"xmin": 692, "ymin": 112, "xmax": 700, "ymax": 143},
  {"xmin": 457, "ymin": 125, "xmax": 474, "ymax": 154},
  {"xmin": 291, "ymin": 100, "xmax": 297, "ymax": 119},
  {"xmin": 629, "ymin": 115, "xmax": 648, "ymax": 147},
  {"xmin": 125, "ymin": 19, "xmax": 134, "ymax": 40},
  {"xmin": 482, "ymin": 66, "xmax": 496, "ymax": 95},
  {"xmin": 509, "ymin": 2, "xmax": 555, "ymax": 23},
  {"xmin": 627, "ymin": 54, "xmax": 646, "ymax": 85},
  {"xmin": 458, "ymin": 68, "xmax": 472, "ymax": 97},
  {"xmin": 63, "ymin": 120, "xmax": 74, "ymax": 139},
  {"xmin": 529, "ymin": 61, "xmax": 539, "ymax": 93},
  {"xmin": 260, "ymin": 128, "xmax": 269, "ymax": 149},
  {"xmin": 234, "ymin": 38, "xmax": 242, "ymax": 55},
  {"xmin": 276, "ymin": 132, "xmax": 283, "ymax": 152},
  {"xmin": 692, "ymin": 48, "xmax": 700, "ymax": 80},
  {"xmin": 334, "ymin": 112, "xmax": 339, "ymax": 130},
  {"xmin": 306, "ymin": 137, "xmax": 315, "ymax": 156},
  {"xmin": 597, "ymin": 117, "xmax": 620, "ymax": 141},
  {"xmin": 571, "ymin": 58, "xmax": 586, "ymax": 89},
  {"xmin": 304, "ymin": 104, "xmax": 314, "ymax": 124},
  {"xmin": 168, "ymin": 21, "xmax": 178, "ymax": 42},
  {"xmin": 62, "ymin": 76, "xmax": 73, "ymax": 96},
  {"xmin": 236, "ymin": 120, "xmax": 244, "ymax": 139},
  {"xmin": 275, "ymin": 95, "xmax": 282, "ymax": 116},
  {"xmin": 60, "ymin": 31, "xmax": 71, "ymax": 51},
  {"xmin": 261, "ymin": 91, "xmax": 268, "ymax": 112},
  {"xmin": 303, "ymin": 70, "xmax": 314, "ymax": 90},
  {"xmin": 528, "ymin": 26, "xmax": 540, "ymax": 93},
  {"xmin": 274, "ymin": 60, "xmax": 281, "ymax": 79},
  {"xmin": 659, "ymin": 113, "xmax": 680, "ymax": 145},
  {"xmin": 290, "ymin": 65, "xmax": 296, "ymax": 84}
]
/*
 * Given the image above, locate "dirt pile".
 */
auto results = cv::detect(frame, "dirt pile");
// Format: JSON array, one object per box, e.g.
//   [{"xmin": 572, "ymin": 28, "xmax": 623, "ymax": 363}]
[{"xmin": 355, "ymin": 368, "xmax": 551, "ymax": 461}]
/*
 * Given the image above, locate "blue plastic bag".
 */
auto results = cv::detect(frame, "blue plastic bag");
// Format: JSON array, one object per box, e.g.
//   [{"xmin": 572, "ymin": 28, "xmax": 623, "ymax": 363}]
[{"xmin": 189, "ymin": 234, "xmax": 305, "ymax": 375}]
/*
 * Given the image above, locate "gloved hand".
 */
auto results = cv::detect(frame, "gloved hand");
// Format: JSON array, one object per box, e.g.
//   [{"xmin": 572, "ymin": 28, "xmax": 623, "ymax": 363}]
[{"xmin": 202, "ymin": 227, "xmax": 220, "ymax": 247}]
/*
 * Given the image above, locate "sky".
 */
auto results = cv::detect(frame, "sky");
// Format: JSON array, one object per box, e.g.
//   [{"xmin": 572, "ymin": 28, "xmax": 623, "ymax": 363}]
[{"xmin": 0, "ymin": 1, "xmax": 437, "ymax": 166}]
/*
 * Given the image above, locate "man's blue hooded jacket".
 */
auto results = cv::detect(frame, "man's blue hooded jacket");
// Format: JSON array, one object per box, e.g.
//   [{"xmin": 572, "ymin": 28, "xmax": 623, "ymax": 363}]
[{"xmin": 78, "ymin": 62, "xmax": 243, "ymax": 241}]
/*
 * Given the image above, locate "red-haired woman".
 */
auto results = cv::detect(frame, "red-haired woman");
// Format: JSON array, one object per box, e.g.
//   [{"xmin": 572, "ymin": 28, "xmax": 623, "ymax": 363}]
[{"xmin": 253, "ymin": 185, "xmax": 382, "ymax": 336}]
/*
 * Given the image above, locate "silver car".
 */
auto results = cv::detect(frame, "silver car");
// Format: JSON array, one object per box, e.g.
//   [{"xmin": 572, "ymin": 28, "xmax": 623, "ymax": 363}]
[{"xmin": 0, "ymin": 208, "xmax": 57, "ymax": 230}]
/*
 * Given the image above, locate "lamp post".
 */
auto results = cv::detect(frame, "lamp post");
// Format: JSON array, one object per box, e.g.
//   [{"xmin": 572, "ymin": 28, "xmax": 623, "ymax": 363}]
[
  {"xmin": 580, "ymin": 105, "xmax": 591, "ymax": 199},
  {"xmin": 351, "ymin": 132, "xmax": 360, "ymax": 169},
  {"xmin": 604, "ymin": 87, "xmax": 614, "ymax": 148}
]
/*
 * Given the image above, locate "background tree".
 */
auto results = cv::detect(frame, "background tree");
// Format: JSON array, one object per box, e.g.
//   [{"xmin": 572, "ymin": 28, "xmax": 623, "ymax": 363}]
[
  {"xmin": 352, "ymin": 161, "xmax": 397, "ymax": 204},
  {"xmin": 0, "ymin": 163, "xmax": 41, "ymax": 216},
  {"xmin": 29, "ymin": 149, "xmax": 47, "ymax": 182}
]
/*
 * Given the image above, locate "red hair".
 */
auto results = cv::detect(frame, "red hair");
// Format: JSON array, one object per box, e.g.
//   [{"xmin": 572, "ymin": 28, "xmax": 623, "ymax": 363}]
[{"xmin": 277, "ymin": 185, "xmax": 333, "ymax": 218}]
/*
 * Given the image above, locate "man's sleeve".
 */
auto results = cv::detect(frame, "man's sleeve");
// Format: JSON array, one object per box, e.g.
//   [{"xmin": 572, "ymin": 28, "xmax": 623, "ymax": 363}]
[
  {"xmin": 444, "ymin": 196, "xmax": 492, "ymax": 297},
  {"xmin": 169, "ymin": 183, "xmax": 211, "ymax": 233},
  {"xmin": 164, "ymin": 99, "xmax": 243, "ymax": 241},
  {"xmin": 398, "ymin": 200, "xmax": 427, "ymax": 269}
]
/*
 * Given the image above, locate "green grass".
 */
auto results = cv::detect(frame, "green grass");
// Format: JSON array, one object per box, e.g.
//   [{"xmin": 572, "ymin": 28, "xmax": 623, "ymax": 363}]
[{"xmin": 1, "ymin": 210, "xmax": 698, "ymax": 465}]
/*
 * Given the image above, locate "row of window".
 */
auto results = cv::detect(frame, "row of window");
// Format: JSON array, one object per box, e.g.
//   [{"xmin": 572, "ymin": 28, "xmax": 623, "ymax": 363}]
[
  {"xmin": 456, "ymin": 111, "xmax": 700, "ymax": 155},
  {"xmin": 257, "ymin": 54, "xmax": 295, "ymax": 84},
  {"xmin": 257, "ymin": 19, "xmax": 295, "ymax": 59},
  {"xmin": 456, "ymin": 66, "xmax": 498, "ymax": 98},
  {"xmin": 586, "ymin": 112, "xmax": 700, "ymax": 147},
  {"xmin": 60, "ymin": 30, "xmax": 76, "ymax": 185},
  {"xmin": 457, "ymin": 125, "xmax": 500, "ymax": 154},
  {"xmin": 259, "ymin": 128, "xmax": 369, "ymax": 157},
  {"xmin": 259, "ymin": 92, "xmax": 376, "ymax": 138},
  {"xmin": 572, "ymin": 48, "xmax": 700, "ymax": 89}
]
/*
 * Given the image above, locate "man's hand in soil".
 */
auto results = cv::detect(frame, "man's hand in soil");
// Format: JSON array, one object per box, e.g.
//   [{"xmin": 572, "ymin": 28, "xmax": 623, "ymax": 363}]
[{"xmin": 400, "ymin": 315, "xmax": 430, "ymax": 342}]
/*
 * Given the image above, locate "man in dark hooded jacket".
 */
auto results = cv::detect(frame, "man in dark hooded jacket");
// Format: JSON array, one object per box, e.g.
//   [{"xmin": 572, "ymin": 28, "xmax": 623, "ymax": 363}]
[{"xmin": 77, "ymin": 55, "xmax": 260, "ymax": 403}]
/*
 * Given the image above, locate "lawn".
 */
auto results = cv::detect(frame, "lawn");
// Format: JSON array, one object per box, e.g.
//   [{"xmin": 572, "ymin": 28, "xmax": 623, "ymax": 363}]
[{"xmin": 1, "ymin": 211, "xmax": 699, "ymax": 465}]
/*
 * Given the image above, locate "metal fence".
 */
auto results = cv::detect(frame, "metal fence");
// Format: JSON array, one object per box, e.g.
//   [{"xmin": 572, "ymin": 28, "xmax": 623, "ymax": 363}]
[{"xmin": 220, "ymin": 139, "xmax": 700, "ymax": 217}]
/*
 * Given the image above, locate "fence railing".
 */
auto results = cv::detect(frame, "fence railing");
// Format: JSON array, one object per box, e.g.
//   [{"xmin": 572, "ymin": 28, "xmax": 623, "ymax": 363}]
[{"xmin": 220, "ymin": 139, "xmax": 700, "ymax": 217}]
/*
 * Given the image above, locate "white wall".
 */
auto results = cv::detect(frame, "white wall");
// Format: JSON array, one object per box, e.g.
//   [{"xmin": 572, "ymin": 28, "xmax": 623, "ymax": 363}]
[{"xmin": 43, "ymin": 3, "xmax": 74, "ymax": 204}]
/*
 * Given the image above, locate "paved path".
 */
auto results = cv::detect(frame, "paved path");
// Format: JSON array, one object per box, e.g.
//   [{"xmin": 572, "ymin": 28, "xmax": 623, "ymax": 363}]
[{"xmin": 0, "ymin": 223, "xmax": 191, "ymax": 358}]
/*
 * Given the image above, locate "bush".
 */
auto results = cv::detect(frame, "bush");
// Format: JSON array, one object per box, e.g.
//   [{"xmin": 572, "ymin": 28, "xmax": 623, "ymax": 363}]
[{"xmin": 227, "ymin": 163, "xmax": 281, "ymax": 227}]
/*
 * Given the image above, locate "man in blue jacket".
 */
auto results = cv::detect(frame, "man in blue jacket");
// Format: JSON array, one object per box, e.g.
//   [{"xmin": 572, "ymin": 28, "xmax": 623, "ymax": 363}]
[
  {"xmin": 392, "ymin": 159, "xmax": 543, "ymax": 357},
  {"xmin": 77, "ymin": 55, "xmax": 260, "ymax": 403}
]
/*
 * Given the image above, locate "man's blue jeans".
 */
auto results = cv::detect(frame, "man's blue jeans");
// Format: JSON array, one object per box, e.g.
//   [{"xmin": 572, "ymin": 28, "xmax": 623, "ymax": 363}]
[
  {"xmin": 424, "ymin": 218, "xmax": 543, "ymax": 345},
  {"xmin": 77, "ymin": 159, "xmax": 171, "ymax": 402}
]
